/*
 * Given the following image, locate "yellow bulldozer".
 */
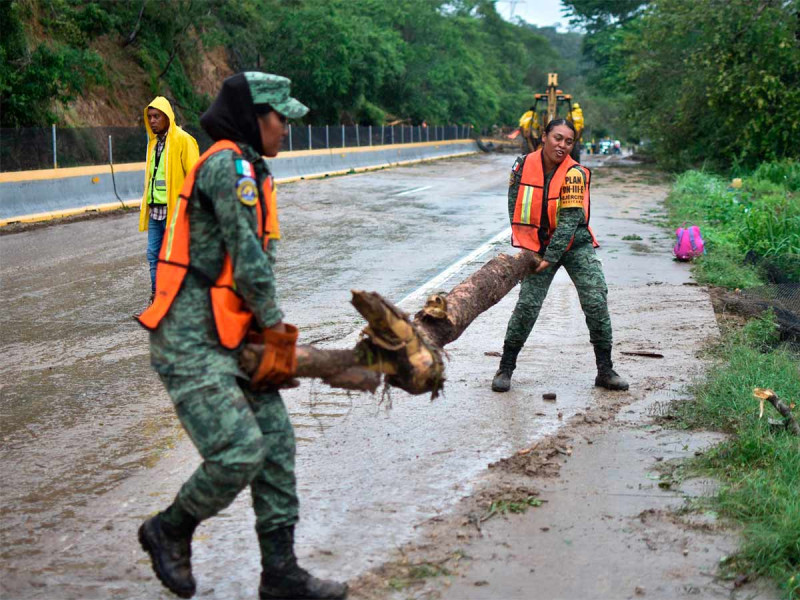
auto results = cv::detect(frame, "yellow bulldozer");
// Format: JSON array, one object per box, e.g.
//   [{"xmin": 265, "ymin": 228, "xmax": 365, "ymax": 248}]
[{"xmin": 517, "ymin": 73, "xmax": 583, "ymax": 161}]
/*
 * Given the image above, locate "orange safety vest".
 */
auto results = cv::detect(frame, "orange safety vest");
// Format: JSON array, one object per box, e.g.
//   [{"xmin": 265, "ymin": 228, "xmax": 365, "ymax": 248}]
[
  {"xmin": 511, "ymin": 149, "xmax": 598, "ymax": 253},
  {"xmin": 137, "ymin": 140, "xmax": 280, "ymax": 350}
]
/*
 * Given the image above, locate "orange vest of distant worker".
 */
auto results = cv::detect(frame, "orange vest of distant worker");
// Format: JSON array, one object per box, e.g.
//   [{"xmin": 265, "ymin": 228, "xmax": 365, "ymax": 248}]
[
  {"xmin": 511, "ymin": 149, "xmax": 597, "ymax": 253},
  {"xmin": 137, "ymin": 140, "xmax": 280, "ymax": 349}
]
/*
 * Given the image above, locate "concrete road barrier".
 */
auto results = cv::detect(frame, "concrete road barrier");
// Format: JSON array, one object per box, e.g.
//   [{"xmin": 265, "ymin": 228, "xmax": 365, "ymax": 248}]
[{"xmin": 0, "ymin": 140, "xmax": 477, "ymax": 226}]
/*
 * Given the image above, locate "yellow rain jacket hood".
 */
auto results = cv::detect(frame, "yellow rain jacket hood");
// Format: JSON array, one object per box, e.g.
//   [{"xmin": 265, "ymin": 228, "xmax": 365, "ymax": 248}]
[{"xmin": 139, "ymin": 96, "xmax": 200, "ymax": 231}]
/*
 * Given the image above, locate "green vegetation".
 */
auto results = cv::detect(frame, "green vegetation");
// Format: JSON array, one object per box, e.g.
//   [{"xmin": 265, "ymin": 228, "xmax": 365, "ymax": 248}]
[
  {"xmin": 1, "ymin": 0, "xmax": 592, "ymax": 129},
  {"xmin": 665, "ymin": 155, "xmax": 800, "ymax": 596},
  {"xmin": 386, "ymin": 550, "xmax": 467, "ymax": 591},
  {"xmin": 485, "ymin": 495, "xmax": 543, "ymax": 518},
  {"xmin": 665, "ymin": 160, "xmax": 800, "ymax": 289},
  {"xmin": 566, "ymin": 0, "xmax": 800, "ymax": 170},
  {"xmin": 388, "ymin": 562, "xmax": 451, "ymax": 590},
  {"xmin": 4, "ymin": 0, "xmax": 798, "ymax": 173},
  {"xmin": 670, "ymin": 312, "xmax": 800, "ymax": 598},
  {"xmin": 0, "ymin": 0, "xmax": 107, "ymax": 126}
]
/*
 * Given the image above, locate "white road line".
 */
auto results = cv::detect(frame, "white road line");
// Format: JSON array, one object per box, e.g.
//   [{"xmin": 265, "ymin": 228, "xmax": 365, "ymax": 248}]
[
  {"xmin": 336, "ymin": 226, "xmax": 511, "ymax": 346},
  {"xmin": 394, "ymin": 185, "xmax": 433, "ymax": 196},
  {"xmin": 397, "ymin": 226, "xmax": 511, "ymax": 308}
]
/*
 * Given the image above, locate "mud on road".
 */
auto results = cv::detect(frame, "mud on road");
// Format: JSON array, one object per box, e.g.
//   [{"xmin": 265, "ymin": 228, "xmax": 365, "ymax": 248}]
[{"xmin": 0, "ymin": 155, "xmax": 775, "ymax": 599}]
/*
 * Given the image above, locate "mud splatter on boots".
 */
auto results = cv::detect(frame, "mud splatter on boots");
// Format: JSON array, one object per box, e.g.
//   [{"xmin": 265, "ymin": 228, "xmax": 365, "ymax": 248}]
[
  {"xmin": 594, "ymin": 346, "xmax": 629, "ymax": 391},
  {"xmin": 138, "ymin": 509, "xmax": 198, "ymax": 598},
  {"xmin": 491, "ymin": 342, "xmax": 522, "ymax": 393},
  {"xmin": 259, "ymin": 525, "xmax": 348, "ymax": 599}
]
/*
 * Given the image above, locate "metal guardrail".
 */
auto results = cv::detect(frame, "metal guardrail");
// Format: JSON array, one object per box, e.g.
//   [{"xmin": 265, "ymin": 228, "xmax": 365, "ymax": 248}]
[
  {"xmin": 0, "ymin": 124, "xmax": 473, "ymax": 173},
  {"xmin": 0, "ymin": 140, "xmax": 479, "ymax": 225}
]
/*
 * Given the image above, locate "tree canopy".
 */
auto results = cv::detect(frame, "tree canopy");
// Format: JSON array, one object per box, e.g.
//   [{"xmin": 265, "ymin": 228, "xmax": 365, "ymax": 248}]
[
  {"xmin": 0, "ymin": 0, "xmax": 571, "ymax": 128},
  {"xmin": 566, "ymin": 0, "xmax": 800, "ymax": 170}
]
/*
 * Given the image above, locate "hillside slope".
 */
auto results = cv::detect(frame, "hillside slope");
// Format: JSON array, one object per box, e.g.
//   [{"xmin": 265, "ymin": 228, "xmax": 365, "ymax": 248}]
[{"xmin": 1, "ymin": 0, "xmax": 587, "ymax": 130}]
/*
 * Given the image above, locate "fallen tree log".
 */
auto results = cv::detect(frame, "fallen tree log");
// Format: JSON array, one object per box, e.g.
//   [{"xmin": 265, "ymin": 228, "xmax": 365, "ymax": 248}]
[
  {"xmin": 412, "ymin": 249, "xmax": 541, "ymax": 347},
  {"xmin": 240, "ymin": 249, "xmax": 541, "ymax": 395}
]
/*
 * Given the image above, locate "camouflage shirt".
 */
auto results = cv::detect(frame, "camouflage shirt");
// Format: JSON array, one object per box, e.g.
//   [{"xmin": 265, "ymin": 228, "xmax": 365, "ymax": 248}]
[
  {"xmin": 150, "ymin": 143, "xmax": 283, "ymax": 376},
  {"xmin": 507, "ymin": 154, "xmax": 594, "ymax": 264}
]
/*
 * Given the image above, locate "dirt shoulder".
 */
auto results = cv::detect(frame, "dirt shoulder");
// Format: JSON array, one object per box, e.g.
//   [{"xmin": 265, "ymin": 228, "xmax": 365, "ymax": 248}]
[
  {"xmin": 348, "ymin": 164, "xmax": 780, "ymax": 600},
  {"xmin": 350, "ymin": 379, "xmax": 777, "ymax": 600}
]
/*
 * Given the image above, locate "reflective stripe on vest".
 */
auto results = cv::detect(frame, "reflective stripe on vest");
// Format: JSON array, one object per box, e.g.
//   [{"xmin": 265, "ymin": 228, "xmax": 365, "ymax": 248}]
[
  {"xmin": 137, "ymin": 140, "xmax": 279, "ymax": 350},
  {"xmin": 511, "ymin": 149, "xmax": 597, "ymax": 253},
  {"xmin": 149, "ymin": 143, "xmax": 168, "ymax": 205}
]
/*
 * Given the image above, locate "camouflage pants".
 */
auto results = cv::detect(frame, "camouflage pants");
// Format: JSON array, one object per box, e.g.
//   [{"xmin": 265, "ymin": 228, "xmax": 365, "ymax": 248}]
[
  {"xmin": 504, "ymin": 242, "xmax": 612, "ymax": 350},
  {"xmin": 159, "ymin": 373, "xmax": 299, "ymax": 536}
]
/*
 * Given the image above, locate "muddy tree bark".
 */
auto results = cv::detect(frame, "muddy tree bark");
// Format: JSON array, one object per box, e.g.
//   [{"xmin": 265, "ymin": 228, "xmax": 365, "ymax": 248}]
[
  {"xmin": 241, "ymin": 250, "xmax": 540, "ymax": 394},
  {"xmin": 412, "ymin": 249, "xmax": 539, "ymax": 347}
]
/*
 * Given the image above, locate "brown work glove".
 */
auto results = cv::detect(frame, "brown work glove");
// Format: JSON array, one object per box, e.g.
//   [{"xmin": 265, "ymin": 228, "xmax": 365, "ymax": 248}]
[{"xmin": 250, "ymin": 323, "xmax": 298, "ymax": 388}]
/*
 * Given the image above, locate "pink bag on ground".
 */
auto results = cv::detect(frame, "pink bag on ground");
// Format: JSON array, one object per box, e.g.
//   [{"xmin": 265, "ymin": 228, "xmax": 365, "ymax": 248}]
[{"xmin": 673, "ymin": 223, "xmax": 705, "ymax": 261}]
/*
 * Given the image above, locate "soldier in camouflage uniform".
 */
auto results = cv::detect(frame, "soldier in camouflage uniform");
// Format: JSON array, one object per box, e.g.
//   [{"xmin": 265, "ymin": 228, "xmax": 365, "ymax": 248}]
[
  {"xmin": 136, "ymin": 73, "xmax": 347, "ymax": 599},
  {"xmin": 492, "ymin": 118, "xmax": 628, "ymax": 393}
]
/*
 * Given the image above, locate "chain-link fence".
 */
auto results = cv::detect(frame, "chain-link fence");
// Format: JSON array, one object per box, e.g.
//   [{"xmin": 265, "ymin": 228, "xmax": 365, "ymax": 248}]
[{"xmin": 0, "ymin": 124, "xmax": 473, "ymax": 172}]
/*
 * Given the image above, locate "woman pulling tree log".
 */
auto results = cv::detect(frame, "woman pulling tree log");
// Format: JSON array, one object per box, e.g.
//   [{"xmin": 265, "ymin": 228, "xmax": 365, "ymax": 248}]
[
  {"xmin": 492, "ymin": 118, "xmax": 629, "ymax": 393},
  {"xmin": 235, "ymin": 123, "xmax": 630, "ymax": 399}
]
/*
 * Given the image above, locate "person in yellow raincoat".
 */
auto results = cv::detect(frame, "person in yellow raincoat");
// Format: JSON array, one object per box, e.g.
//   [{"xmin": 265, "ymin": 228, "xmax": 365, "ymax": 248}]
[
  {"xmin": 139, "ymin": 97, "xmax": 199, "ymax": 302},
  {"xmin": 519, "ymin": 109, "xmax": 540, "ymax": 152},
  {"xmin": 571, "ymin": 103, "xmax": 584, "ymax": 136}
]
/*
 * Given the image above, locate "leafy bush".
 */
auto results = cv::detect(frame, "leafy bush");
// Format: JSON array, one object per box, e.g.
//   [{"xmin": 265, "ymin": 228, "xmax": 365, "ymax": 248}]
[
  {"xmin": 750, "ymin": 160, "xmax": 800, "ymax": 193},
  {"xmin": 0, "ymin": 0, "xmax": 108, "ymax": 126}
]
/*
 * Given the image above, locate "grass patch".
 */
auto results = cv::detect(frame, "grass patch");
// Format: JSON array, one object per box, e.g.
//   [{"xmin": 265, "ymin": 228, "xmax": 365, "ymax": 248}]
[
  {"xmin": 485, "ymin": 495, "xmax": 543, "ymax": 518},
  {"xmin": 670, "ymin": 311, "xmax": 800, "ymax": 597},
  {"xmin": 387, "ymin": 563, "xmax": 451, "ymax": 591},
  {"xmin": 664, "ymin": 161, "xmax": 800, "ymax": 289},
  {"xmin": 622, "ymin": 234, "xmax": 643, "ymax": 241},
  {"xmin": 385, "ymin": 550, "xmax": 466, "ymax": 591}
]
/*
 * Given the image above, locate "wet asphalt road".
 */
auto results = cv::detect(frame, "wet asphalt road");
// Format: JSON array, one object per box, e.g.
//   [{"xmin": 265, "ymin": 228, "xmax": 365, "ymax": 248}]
[
  {"xmin": 1, "ymin": 154, "xmax": 510, "ymax": 597},
  {"xmin": 0, "ymin": 153, "xmax": 682, "ymax": 599}
]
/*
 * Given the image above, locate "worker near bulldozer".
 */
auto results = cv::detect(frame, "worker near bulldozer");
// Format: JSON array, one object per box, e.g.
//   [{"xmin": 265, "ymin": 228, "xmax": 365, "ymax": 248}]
[
  {"xmin": 569, "ymin": 102, "xmax": 584, "ymax": 159},
  {"xmin": 492, "ymin": 118, "xmax": 628, "ymax": 393},
  {"xmin": 136, "ymin": 72, "xmax": 347, "ymax": 600},
  {"xmin": 519, "ymin": 107, "xmax": 540, "ymax": 152},
  {"xmin": 570, "ymin": 102, "xmax": 584, "ymax": 138}
]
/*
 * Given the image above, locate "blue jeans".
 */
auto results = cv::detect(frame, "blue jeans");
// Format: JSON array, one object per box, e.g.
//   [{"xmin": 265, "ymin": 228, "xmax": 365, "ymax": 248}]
[{"xmin": 147, "ymin": 217, "xmax": 167, "ymax": 293}]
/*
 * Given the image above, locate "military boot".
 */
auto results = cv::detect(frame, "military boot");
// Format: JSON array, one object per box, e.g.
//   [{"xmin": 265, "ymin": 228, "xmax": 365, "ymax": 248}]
[
  {"xmin": 593, "ymin": 346, "xmax": 629, "ymax": 391},
  {"xmin": 491, "ymin": 343, "xmax": 522, "ymax": 393},
  {"xmin": 138, "ymin": 512, "xmax": 197, "ymax": 598},
  {"xmin": 259, "ymin": 525, "xmax": 347, "ymax": 599}
]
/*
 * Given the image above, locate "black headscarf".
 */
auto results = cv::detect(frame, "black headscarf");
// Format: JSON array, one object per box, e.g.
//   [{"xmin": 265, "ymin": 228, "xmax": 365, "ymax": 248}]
[{"xmin": 200, "ymin": 73, "xmax": 262, "ymax": 152}]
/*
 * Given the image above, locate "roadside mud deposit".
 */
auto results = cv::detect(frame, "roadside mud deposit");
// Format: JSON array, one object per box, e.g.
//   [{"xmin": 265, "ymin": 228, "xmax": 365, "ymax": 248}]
[{"xmin": 350, "ymin": 379, "xmax": 777, "ymax": 600}]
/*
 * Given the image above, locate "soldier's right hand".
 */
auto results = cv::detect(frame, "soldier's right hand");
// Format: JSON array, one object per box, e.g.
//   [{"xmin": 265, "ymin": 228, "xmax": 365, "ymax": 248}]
[{"xmin": 251, "ymin": 323, "xmax": 298, "ymax": 388}]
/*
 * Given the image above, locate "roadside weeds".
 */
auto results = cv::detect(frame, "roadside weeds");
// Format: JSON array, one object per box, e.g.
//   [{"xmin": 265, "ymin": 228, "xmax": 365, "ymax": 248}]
[{"xmin": 662, "ymin": 311, "xmax": 800, "ymax": 599}]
